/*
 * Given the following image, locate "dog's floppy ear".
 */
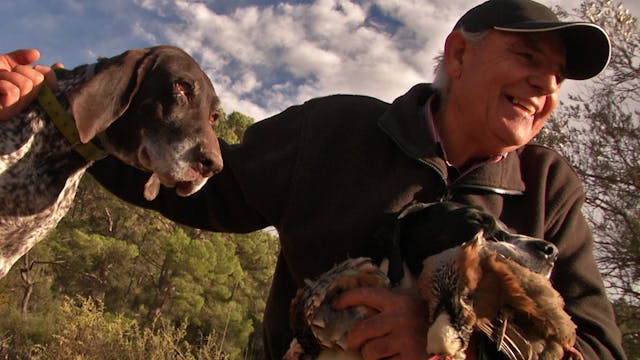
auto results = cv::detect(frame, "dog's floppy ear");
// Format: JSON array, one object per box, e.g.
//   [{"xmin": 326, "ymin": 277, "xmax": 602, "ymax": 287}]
[{"xmin": 68, "ymin": 48, "xmax": 156, "ymax": 143}]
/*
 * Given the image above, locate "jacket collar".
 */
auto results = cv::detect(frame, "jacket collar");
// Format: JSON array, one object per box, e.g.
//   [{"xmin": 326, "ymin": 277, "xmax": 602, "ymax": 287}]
[{"xmin": 377, "ymin": 83, "xmax": 526, "ymax": 194}]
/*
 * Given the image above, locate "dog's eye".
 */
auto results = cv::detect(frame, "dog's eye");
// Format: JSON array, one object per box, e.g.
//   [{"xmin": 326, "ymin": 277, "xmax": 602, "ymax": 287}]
[
  {"xmin": 173, "ymin": 81, "xmax": 192, "ymax": 103},
  {"xmin": 209, "ymin": 110, "xmax": 220, "ymax": 125},
  {"xmin": 173, "ymin": 80, "xmax": 192, "ymax": 93}
]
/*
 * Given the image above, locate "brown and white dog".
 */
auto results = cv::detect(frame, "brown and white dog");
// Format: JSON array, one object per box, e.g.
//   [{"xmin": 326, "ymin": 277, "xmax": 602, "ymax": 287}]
[
  {"xmin": 286, "ymin": 202, "xmax": 579, "ymax": 360},
  {"xmin": 0, "ymin": 46, "xmax": 222, "ymax": 278}
]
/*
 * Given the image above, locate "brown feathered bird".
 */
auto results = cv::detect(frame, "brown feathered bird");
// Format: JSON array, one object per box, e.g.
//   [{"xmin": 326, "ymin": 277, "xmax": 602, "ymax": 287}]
[
  {"xmin": 285, "ymin": 202, "xmax": 581, "ymax": 360},
  {"xmin": 419, "ymin": 230, "xmax": 579, "ymax": 360}
]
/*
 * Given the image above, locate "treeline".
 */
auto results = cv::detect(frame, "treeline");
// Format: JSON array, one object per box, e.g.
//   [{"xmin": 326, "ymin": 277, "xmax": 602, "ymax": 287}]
[{"xmin": 0, "ymin": 111, "xmax": 275, "ymax": 359}]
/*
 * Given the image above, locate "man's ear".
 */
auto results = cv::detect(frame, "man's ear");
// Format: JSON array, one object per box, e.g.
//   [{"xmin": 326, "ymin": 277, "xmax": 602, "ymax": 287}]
[{"xmin": 443, "ymin": 30, "xmax": 467, "ymax": 80}]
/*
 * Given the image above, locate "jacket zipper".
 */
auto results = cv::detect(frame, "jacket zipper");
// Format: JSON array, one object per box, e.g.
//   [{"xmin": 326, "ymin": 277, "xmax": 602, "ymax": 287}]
[
  {"xmin": 379, "ymin": 121, "xmax": 523, "ymax": 200},
  {"xmin": 417, "ymin": 158, "xmax": 524, "ymax": 201}
]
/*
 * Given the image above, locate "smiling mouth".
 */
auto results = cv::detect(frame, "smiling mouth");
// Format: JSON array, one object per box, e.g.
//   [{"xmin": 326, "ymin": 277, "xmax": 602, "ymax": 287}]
[{"xmin": 507, "ymin": 96, "xmax": 536, "ymax": 115}]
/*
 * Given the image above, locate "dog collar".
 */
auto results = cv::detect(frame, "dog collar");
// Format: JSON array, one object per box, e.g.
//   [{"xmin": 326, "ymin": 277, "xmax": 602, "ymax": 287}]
[{"xmin": 37, "ymin": 83, "xmax": 108, "ymax": 162}]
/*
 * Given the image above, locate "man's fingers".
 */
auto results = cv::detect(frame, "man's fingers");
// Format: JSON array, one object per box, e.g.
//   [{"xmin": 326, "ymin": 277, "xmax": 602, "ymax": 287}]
[
  {"xmin": 0, "ymin": 79, "xmax": 20, "ymax": 109},
  {"xmin": 0, "ymin": 49, "xmax": 53, "ymax": 120},
  {"xmin": 333, "ymin": 287, "xmax": 393, "ymax": 312},
  {"xmin": 0, "ymin": 66, "xmax": 44, "ymax": 108},
  {"xmin": 0, "ymin": 49, "xmax": 40, "ymax": 69},
  {"xmin": 360, "ymin": 335, "xmax": 396, "ymax": 360},
  {"xmin": 346, "ymin": 310, "xmax": 392, "ymax": 349},
  {"xmin": 355, "ymin": 323, "xmax": 429, "ymax": 360},
  {"xmin": 34, "ymin": 64, "xmax": 60, "ymax": 91},
  {"xmin": 331, "ymin": 287, "xmax": 428, "ymax": 359},
  {"xmin": 0, "ymin": 74, "xmax": 32, "ymax": 108},
  {"xmin": 359, "ymin": 335, "xmax": 427, "ymax": 360},
  {"xmin": 12, "ymin": 65, "xmax": 45, "ymax": 87},
  {"xmin": 0, "ymin": 65, "xmax": 47, "ymax": 120},
  {"xmin": 0, "ymin": 87, "xmax": 41, "ymax": 121}
]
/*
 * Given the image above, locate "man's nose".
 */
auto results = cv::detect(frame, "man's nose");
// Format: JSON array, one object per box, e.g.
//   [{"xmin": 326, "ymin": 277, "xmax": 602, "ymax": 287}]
[{"xmin": 528, "ymin": 72, "xmax": 560, "ymax": 95}]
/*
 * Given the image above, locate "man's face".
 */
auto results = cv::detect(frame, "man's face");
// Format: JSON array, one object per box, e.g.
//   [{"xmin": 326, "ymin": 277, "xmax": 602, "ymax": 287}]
[{"xmin": 448, "ymin": 30, "xmax": 566, "ymax": 155}]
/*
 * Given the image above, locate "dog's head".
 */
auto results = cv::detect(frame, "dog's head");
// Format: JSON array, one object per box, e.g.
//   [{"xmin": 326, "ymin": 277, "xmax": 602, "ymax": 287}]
[
  {"xmin": 395, "ymin": 202, "xmax": 558, "ymax": 278},
  {"xmin": 65, "ymin": 45, "xmax": 222, "ymax": 200}
]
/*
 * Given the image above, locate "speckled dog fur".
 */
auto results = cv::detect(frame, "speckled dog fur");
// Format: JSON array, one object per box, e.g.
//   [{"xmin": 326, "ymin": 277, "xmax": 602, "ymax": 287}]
[{"xmin": 0, "ymin": 46, "xmax": 222, "ymax": 278}]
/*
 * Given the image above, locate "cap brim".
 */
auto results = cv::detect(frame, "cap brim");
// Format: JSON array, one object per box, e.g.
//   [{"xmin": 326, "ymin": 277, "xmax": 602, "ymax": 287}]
[{"xmin": 494, "ymin": 22, "xmax": 611, "ymax": 80}]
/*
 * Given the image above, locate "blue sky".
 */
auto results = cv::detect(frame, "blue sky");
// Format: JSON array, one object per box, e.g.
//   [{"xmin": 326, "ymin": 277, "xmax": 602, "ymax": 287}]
[{"xmin": 2, "ymin": 0, "xmax": 638, "ymax": 120}]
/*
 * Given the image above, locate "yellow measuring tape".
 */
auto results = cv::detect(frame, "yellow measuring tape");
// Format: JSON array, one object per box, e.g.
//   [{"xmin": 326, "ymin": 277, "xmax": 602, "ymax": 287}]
[{"xmin": 37, "ymin": 84, "xmax": 107, "ymax": 161}]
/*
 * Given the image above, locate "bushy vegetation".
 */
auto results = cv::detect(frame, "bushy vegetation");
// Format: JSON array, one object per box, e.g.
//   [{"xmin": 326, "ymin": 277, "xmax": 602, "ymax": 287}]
[{"xmin": 2, "ymin": 296, "xmax": 227, "ymax": 360}]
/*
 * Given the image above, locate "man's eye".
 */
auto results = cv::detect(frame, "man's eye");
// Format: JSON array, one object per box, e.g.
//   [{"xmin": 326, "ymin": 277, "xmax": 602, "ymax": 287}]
[{"xmin": 516, "ymin": 51, "xmax": 535, "ymax": 62}]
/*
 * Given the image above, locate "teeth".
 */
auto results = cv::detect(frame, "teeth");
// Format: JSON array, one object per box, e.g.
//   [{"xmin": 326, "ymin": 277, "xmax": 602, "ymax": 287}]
[{"xmin": 511, "ymin": 97, "xmax": 535, "ymax": 115}]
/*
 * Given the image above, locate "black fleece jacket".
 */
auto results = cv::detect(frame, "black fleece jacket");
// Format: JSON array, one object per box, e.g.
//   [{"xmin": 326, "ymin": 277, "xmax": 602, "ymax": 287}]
[{"xmin": 89, "ymin": 84, "xmax": 626, "ymax": 359}]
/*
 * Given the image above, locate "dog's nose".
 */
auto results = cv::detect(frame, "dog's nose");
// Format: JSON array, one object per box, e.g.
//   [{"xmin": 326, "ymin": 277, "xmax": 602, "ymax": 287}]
[
  {"xmin": 531, "ymin": 240, "xmax": 559, "ymax": 261},
  {"xmin": 194, "ymin": 143, "xmax": 223, "ymax": 177}
]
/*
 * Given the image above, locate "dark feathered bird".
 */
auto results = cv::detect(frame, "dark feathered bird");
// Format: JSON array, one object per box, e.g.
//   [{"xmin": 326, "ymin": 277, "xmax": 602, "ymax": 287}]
[
  {"xmin": 284, "ymin": 257, "xmax": 389, "ymax": 360},
  {"xmin": 285, "ymin": 202, "xmax": 581, "ymax": 360}
]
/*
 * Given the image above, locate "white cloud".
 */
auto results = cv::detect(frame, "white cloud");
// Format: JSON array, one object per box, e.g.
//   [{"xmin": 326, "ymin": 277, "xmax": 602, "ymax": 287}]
[
  {"xmin": 231, "ymin": 72, "xmax": 262, "ymax": 94},
  {"xmin": 6, "ymin": 0, "xmax": 637, "ymax": 120},
  {"xmin": 283, "ymin": 43, "xmax": 342, "ymax": 77},
  {"xmin": 132, "ymin": 23, "xmax": 160, "ymax": 44},
  {"xmin": 133, "ymin": 0, "xmax": 455, "ymax": 119}
]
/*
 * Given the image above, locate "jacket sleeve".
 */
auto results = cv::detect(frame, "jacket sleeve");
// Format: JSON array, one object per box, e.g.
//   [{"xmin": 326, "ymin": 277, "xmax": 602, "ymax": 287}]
[
  {"xmin": 544, "ymin": 168, "xmax": 627, "ymax": 359},
  {"xmin": 88, "ymin": 102, "xmax": 306, "ymax": 233}
]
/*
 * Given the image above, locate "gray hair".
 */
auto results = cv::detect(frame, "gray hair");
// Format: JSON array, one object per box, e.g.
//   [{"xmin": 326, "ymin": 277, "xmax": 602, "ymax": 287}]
[{"xmin": 432, "ymin": 29, "xmax": 489, "ymax": 95}]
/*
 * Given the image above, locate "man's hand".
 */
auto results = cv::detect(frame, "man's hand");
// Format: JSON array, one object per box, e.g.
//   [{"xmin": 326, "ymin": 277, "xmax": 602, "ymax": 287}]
[
  {"xmin": 0, "ymin": 48, "xmax": 61, "ymax": 121},
  {"xmin": 333, "ymin": 286, "xmax": 429, "ymax": 360}
]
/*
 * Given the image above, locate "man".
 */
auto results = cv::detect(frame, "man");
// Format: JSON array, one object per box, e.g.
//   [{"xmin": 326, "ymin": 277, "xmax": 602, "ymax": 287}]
[{"xmin": 0, "ymin": 0, "xmax": 627, "ymax": 358}]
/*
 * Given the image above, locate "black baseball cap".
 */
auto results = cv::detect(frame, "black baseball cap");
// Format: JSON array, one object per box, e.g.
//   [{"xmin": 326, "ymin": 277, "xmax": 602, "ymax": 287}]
[{"xmin": 454, "ymin": 0, "xmax": 611, "ymax": 80}]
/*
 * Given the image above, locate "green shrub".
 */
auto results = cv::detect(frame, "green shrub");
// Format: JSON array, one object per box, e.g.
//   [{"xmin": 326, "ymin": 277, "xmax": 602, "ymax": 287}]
[{"xmin": 30, "ymin": 296, "xmax": 229, "ymax": 360}]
